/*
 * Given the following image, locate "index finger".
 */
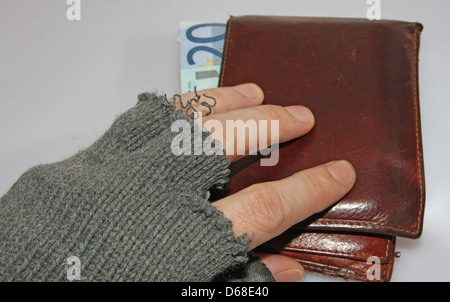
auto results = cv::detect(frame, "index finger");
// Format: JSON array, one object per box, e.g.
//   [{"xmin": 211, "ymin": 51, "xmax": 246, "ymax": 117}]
[{"xmin": 166, "ymin": 83, "xmax": 264, "ymax": 117}]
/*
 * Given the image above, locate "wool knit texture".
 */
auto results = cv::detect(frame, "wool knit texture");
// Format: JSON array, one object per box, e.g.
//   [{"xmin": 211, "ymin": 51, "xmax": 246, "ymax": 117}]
[{"xmin": 0, "ymin": 93, "xmax": 274, "ymax": 282}]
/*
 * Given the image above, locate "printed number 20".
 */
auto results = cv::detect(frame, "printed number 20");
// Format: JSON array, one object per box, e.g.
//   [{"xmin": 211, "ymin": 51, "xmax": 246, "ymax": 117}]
[{"xmin": 186, "ymin": 23, "xmax": 226, "ymax": 65}]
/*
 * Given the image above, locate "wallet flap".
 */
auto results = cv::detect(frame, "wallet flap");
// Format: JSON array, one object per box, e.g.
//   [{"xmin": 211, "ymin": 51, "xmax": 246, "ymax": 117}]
[
  {"xmin": 260, "ymin": 230, "xmax": 396, "ymax": 263},
  {"xmin": 257, "ymin": 231, "xmax": 396, "ymax": 282},
  {"xmin": 219, "ymin": 15, "xmax": 425, "ymax": 238}
]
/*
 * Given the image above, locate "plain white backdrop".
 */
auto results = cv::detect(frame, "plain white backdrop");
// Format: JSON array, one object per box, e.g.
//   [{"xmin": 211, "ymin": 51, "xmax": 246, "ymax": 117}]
[{"xmin": 1, "ymin": 0, "xmax": 449, "ymax": 282}]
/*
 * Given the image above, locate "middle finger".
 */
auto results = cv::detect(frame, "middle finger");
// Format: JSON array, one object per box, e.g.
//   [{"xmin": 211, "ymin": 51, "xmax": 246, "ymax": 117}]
[{"xmin": 199, "ymin": 104, "xmax": 315, "ymax": 162}]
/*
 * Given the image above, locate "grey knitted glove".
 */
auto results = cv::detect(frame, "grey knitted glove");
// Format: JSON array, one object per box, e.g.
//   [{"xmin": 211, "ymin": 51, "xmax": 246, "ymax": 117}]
[{"xmin": 0, "ymin": 92, "xmax": 274, "ymax": 282}]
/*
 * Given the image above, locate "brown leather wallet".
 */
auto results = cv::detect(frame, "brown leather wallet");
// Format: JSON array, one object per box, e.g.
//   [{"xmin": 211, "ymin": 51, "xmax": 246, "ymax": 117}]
[{"xmin": 218, "ymin": 15, "xmax": 425, "ymax": 282}]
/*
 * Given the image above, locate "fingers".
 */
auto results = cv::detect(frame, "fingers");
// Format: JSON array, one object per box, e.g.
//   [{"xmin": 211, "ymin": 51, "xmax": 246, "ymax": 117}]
[
  {"xmin": 168, "ymin": 83, "xmax": 264, "ymax": 117},
  {"xmin": 256, "ymin": 253, "xmax": 305, "ymax": 282},
  {"xmin": 201, "ymin": 104, "xmax": 314, "ymax": 162},
  {"xmin": 171, "ymin": 83, "xmax": 314, "ymax": 163},
  {"xmin": 212, "ymin": 160, "xmax": 356, "ymax": 250}
]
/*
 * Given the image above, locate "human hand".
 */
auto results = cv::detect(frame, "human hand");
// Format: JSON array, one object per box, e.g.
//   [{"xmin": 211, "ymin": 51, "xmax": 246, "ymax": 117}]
[{"xmin": 176, "ymin": 83, "xmax": 356, "ymax": 282}]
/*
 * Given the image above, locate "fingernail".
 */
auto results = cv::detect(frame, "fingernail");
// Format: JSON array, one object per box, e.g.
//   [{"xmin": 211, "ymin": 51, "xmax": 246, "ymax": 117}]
[
  {"xmin": 232, "ymin": 83, "xmax": 264, "ymax": 101},
  {"xmin": 326, "ymin": 160, "xmax": 356, "ymax": 187},
  {"xmin": 274, "ymin": 269, "xmax": 305, "ymax": 282},
  {"xmin": 285, "ymin": 106, "xmax": 314, "ymax": 124}
]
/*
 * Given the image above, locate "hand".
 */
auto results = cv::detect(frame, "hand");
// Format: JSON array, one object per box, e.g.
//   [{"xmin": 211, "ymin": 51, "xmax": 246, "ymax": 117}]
[{"xmin": 175, "ymin": 83, "xmax": 356, "ymax": 281}]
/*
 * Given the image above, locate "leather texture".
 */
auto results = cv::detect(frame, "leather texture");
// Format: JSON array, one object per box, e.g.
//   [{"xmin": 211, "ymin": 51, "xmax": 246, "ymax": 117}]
[
  {"xmin": 259, "ymin": 230, "xmax": 397, "ymax": 282},
  {"xmin": 218, "ymin": 15, "xmax": 425, "ymax": 282}
]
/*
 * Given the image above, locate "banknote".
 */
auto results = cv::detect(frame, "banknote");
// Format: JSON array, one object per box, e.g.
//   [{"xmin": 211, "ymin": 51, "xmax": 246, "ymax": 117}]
[{"xmin": 179, "ymin": 22, "xmax": 226, "ymax": 93}]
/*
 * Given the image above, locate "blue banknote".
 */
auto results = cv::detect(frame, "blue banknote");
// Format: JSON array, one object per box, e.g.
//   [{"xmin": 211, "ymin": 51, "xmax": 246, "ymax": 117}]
[{"xmin": 179, "ymin": 22, "xmax": 226, "ymax": 93}]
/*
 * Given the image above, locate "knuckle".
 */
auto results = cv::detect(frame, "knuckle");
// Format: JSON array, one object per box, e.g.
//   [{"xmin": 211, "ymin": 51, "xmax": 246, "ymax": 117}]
[
  {"xmin": 242, "ymin": 184, "xmax": 287, "ymax": 233},
  {"xmin": 302, "ymin": 171, "xmax": 329, "ymax": 208},
  {"xmin": 256, "ymin": 105, "xmax": 284, "ymax": 122},
  {"xmin": 198, "ymin": 88, "xmax": 219, "ymax": 116}
]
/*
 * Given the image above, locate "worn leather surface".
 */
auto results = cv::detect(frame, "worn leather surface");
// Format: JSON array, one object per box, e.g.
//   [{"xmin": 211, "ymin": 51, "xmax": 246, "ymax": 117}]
[
  {"xmin": 219, "ymin": 15, "xmax": 425, "ymax": 281},
  {"xmin": 259, "ymin": 230, "xmax": 397, "ymax": 282}
]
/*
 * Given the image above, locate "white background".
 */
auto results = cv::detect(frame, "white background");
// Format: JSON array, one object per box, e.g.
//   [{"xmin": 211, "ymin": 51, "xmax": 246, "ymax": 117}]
[{"xmin": 1, "ymin": 0, "xmax": 449, "ymax": 282}]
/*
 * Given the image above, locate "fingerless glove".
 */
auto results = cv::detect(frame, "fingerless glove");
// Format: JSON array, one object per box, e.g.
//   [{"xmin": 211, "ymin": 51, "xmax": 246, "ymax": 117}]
[{"xmin": 0, "ymin": 93, "xmax": 274, "ymax": 282}]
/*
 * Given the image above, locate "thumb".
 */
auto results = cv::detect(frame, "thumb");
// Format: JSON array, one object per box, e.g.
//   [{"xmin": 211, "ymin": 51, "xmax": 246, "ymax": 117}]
[{"xmin": 256, "ymin": 253, "xmax": 305, "ymax": 282}]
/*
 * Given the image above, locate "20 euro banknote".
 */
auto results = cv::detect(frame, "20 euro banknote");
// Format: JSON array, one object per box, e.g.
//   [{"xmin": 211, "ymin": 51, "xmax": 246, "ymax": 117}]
[{"xmin": 179, "ymin": 22, "xmax": 226, "ymax": 93}]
